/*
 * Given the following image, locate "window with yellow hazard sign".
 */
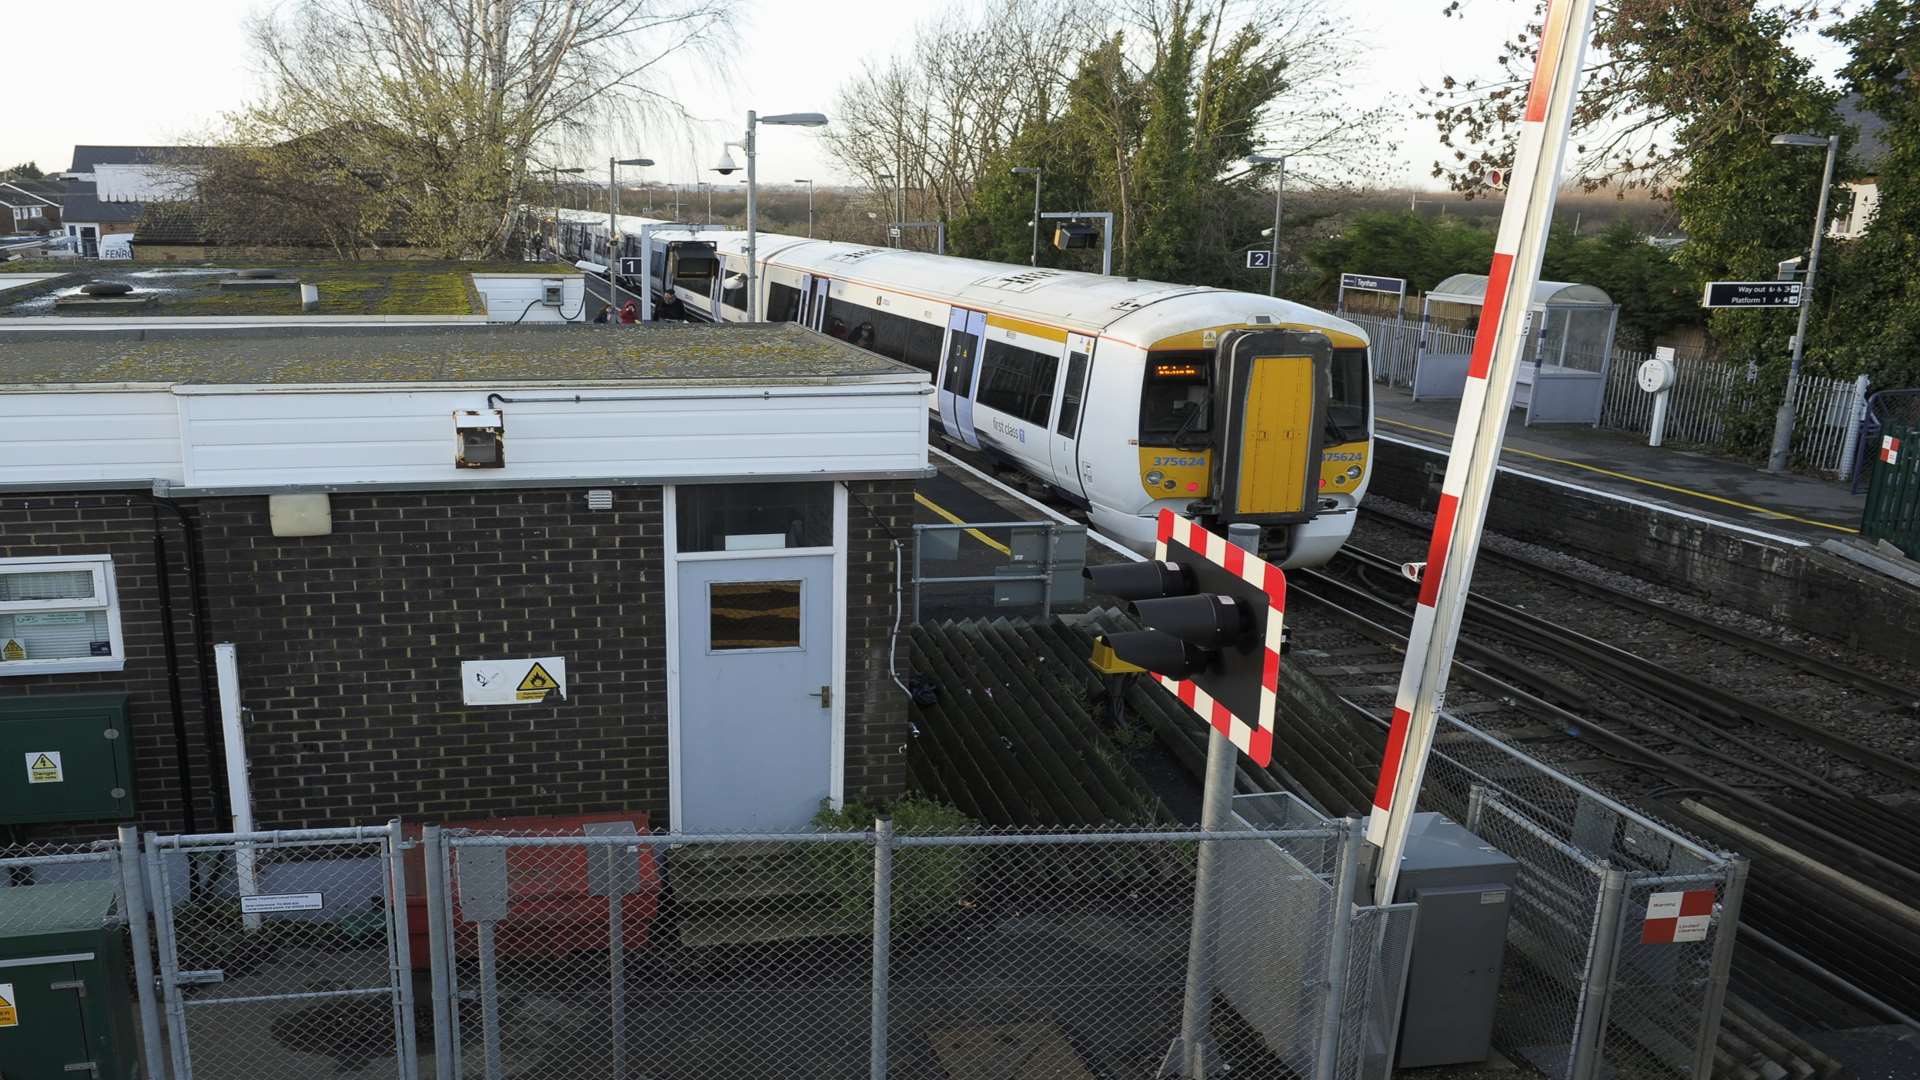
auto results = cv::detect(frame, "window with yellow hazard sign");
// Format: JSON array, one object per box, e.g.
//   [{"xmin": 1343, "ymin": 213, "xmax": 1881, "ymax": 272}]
[
  {"xmin": 25, "ymin": 751, "xmax": 63, "ymax": 784},
  {"xmin": 0, "ymin": 981, "xmax": 16, "ymax": 1027},
  {"xmin": 460, "ymin": 656, "xmax": 568, "ymax": 706}
]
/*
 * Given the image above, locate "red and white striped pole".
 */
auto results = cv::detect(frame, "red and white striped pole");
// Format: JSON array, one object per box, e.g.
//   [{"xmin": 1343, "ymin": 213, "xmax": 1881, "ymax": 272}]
[{"xmin": 1368, "ymin": 0, "xmax": 1598, "ymax": 905}]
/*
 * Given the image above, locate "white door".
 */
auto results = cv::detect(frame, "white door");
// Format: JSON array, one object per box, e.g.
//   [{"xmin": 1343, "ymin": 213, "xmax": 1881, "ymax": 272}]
[
  {"xmin": 670, "ymin": 482, "xmax": 843, "ymax": 832},
  {"xmin": 1050, "ymin": 334, "xmax": 1095, "ymax": 499}
]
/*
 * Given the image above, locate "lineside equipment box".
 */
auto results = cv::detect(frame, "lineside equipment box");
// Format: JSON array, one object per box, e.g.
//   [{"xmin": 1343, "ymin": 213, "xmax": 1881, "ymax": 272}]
[
  {"xmin": 0, "ymin": 694, "xmax": 136, "ymax": 824},
  {"xmin": 0, "ymin": 879, "xmax": 138, "ymax": 1080},
  {"xmin": 1389, "ymin": 811, "xmax": 1519, "ymax": 1068}
]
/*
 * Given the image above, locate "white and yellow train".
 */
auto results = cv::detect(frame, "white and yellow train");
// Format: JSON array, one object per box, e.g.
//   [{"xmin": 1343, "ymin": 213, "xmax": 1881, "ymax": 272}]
[{"xmin": 556, "ymin": 214, "xmax": 1373, "ymax": 565}]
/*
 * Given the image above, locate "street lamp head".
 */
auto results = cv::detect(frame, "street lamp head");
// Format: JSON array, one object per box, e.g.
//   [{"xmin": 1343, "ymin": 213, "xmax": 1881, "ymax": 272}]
[
  {"xmin": 761, "ymin": 112, "xmax": 829, "ymax": 127},
  {"xmin": 549, "ymin": 167, "xmax": 585, "ymax": 175},
  {"xmin": 1010, "ymin": 166, "xmax": 1041, "ymax": 175},
  {"xmin": 1247, "ymin": 153, "xmax": 1285, "ymax": 165},
  {"xmin": 615, "ymin": 157, "xmax": 653, "ymax": 167},
  {"xmin": 794, "ymin": 178, "xmax": 812, "ymax": 185},
  {"xmin": 712, "ymin": 148, "xmax": 740, "ymax": 175},
  {"xmin": 1770, "ymin": 133, "xmax": 1830, "ymax": 148}
]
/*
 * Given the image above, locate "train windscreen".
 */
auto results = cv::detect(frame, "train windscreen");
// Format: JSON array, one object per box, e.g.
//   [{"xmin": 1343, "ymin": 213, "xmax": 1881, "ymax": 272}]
[
  {"xmin": 1327, "ymin": 347, "xmax": 1370, "ymax": 443},
  {"xmin": 1140, "ymin": 353, "xmax": 1212, "ymax": 448}
]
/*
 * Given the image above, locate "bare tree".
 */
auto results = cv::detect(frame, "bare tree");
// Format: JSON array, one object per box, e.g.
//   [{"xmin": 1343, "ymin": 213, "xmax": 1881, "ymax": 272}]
[{"xmin": 229, "ymin": 0, "xmax": 738, "ymax": 256}]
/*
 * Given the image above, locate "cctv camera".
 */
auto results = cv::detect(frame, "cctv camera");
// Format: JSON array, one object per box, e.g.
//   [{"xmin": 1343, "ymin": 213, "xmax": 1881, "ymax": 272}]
[{"xmin": 714, "ymin": 166, "xmax": 738, "ymax": 176}]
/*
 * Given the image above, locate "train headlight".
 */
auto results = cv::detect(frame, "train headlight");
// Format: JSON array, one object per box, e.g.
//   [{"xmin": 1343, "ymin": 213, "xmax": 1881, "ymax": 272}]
[
  {"xmin": 1146, "ymin": 470, "xmax": 1165, "ymax": 486},
  {"xmin": 1345, "ymin": 465, "xmax": 1362, "ymax": 480}
]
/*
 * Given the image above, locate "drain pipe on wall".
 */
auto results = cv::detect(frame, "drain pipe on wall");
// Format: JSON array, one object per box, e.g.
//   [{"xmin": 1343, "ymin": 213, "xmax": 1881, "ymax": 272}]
[
  {"xmin": 149, "ymin": 503, "xmax": 198, "ymax": 834},
  {"xmin": 215, "ymin": 643, "xmax": 263, "ymax": 928},
  {"xmin": 152, "ymin": 496, "xmax": 232, "ymax": 827}
]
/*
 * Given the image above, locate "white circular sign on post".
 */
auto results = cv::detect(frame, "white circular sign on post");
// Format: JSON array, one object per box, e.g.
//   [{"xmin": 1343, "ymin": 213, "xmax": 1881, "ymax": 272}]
[{"xmin": 1637, "ymin": 355, "xmax": 1675, "ymax": 394}]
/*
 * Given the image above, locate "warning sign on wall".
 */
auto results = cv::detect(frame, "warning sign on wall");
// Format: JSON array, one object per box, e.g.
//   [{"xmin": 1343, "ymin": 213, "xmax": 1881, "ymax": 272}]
[
  {"xmin": 461, "ymin": 656, "xmax": 568, "ymax": 706},
  {"xmin": 1642, "ymin": 889, "xmax": 1715, "ymax": 944},
  {"xmin": 25, "ymin": 751, "xmax": 63, "ymax": 784},
  {"xmin": 0, "ymin": 981, "xmax": 16, "ymax": 1027}
]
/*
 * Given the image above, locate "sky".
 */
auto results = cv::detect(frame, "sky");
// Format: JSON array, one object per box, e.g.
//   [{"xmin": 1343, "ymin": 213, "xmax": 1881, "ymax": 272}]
[{"xmin": 0, "ymin": 0, "xmax": 1838, "ymax": 195}]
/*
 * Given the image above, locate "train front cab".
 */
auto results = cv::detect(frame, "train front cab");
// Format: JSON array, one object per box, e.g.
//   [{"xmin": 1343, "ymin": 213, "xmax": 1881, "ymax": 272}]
[{"xmin": 1111, "ymin": 324, "xmax": 1372, "ymax": 567}]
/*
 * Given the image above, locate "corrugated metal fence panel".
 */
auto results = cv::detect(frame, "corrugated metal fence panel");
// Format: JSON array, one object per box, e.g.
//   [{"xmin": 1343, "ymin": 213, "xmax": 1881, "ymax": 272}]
[{"xmin": 1344, "ymin": 313, "xmax": 1867, "ymax": 474}]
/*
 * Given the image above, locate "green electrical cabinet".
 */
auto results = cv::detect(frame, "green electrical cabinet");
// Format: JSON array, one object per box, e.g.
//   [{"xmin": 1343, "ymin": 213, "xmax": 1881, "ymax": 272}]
[
  {"xmin": 0, "ymin": 880, "xmax": 139, "ymax": 1080},
  {"xmin": 0, "ymin": 694, "xmax": 136, "ymax": 825}
]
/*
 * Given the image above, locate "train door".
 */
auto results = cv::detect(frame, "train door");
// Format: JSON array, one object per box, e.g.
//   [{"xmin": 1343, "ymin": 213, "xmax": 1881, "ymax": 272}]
[
  {"xmin": 803, "ymin": 276, "xmax": 830, "ymax": 331},
  {"xmin": 939, "ymin": 308, "xmax": 985, "ymax": 449},
  {"xmin": 1049, "ymin": 334, "xmax": 1095, "ymax": 499}
]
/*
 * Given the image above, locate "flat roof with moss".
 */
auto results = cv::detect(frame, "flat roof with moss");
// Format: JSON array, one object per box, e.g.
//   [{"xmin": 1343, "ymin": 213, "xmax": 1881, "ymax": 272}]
[
  {"xmin": 0, "ymin": 260, "xmax": 519, "ymax": 317},
  {"xmin": 0, "ymin": 322, "xmax": 922, "ymax": 388}
]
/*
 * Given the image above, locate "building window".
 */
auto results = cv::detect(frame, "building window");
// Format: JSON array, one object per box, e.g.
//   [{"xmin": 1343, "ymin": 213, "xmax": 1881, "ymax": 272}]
[
  {"xmin": 677, "ymin": 482, "xmax": 833, "ymax": 552},
  {"xmin": 708, "ymin": 580, "xmax": 803, "ymax": 651},
  {"xmin": 0, "ymin": 556, "xmax": 126, "ymax": 675}
]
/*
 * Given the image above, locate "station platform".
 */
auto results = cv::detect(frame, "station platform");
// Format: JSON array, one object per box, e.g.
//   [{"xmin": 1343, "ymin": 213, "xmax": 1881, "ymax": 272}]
[{"xmin": 1374, "ymin": 386, "xmax": 1864, "ymax": 543}]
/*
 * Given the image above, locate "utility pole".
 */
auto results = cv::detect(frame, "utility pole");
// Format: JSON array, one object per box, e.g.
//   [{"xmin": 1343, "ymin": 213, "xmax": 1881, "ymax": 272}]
[
  {"xmin": 1765, "ymin": 132, "xmax": 1840, "ymax": 474},
  {"xmin": 1011, "ymin": 167, "xmax": 1042, "ymax": 265}
]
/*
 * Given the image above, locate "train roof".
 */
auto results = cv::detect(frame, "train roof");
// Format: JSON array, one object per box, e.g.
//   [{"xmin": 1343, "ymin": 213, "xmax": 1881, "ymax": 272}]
[{"xmin": 564, "ymin": 212, "xmax": 1371, "ymax": 349}]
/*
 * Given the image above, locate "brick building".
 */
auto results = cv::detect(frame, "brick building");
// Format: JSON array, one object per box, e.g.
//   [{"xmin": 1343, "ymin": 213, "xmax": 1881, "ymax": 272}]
[{"xmin": 0, "ymin": 322, "xmax": 927, "ymax": 837}]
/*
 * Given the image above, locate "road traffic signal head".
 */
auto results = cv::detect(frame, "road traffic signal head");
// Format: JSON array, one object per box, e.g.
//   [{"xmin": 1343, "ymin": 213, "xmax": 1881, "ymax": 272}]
[{"xmin": 1083, "ymin": 510, "xmax": 1286, "ymax": 765}]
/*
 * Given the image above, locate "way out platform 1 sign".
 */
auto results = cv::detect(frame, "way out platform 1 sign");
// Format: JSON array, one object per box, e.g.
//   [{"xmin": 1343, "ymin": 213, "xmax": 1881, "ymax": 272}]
[
  {"xmin": 462, "ymin": 656, "xmax": 568, "ymax": 705},
  {"xmin": 1702, "ymin": 281, "xmax": 1803, "ymax": 309}
]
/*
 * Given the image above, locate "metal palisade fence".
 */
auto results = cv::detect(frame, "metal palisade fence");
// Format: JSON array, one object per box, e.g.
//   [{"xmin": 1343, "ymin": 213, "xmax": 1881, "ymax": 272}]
[{"xmin": 1343, "ymin": 313, "xmax": 1871, "ymax": 476}]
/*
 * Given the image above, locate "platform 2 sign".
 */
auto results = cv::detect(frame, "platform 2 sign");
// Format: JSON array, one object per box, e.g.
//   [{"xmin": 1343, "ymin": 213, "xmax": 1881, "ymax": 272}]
[
  {"xmin": 1702, "ymin": 281, "xmax": 1803, "ymax": 309},
  {"xmin": 1246, "ymin": 250, "xmax": 1273, "ymax": 270},
  {"xmin": 461, "ymin": 656, "xmax": 568, "ymax": 705}
]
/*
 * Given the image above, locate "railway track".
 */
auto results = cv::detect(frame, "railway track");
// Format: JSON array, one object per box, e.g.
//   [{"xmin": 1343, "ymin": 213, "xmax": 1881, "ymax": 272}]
[{"xmin": 1285, "ymin": 512, "xmax": 1920, "ymax": 1043}]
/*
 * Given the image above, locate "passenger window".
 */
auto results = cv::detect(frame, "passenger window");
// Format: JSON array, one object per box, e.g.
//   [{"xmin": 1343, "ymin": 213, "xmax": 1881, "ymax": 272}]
[
  {"xmin": 944, "ymin": 330, "xmax": 978, "ymax": 395},
  {"xmin": 1056, "ymin": 351, "xmax": 1089, "ymax": 437}
]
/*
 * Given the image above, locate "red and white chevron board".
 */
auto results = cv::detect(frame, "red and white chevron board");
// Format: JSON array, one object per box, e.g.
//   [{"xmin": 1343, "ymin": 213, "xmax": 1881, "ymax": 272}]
[
  {"xmin": 1367, "ymin": 0, "xmax": 1596, "ymax": 864},
  {"xmin": 1154, "ymin": 509, "xmax": 1284, "ymax": 767},
  {"xmin": 1883, "ymin": 436, "xmax": 1901, "ymax": 465}
]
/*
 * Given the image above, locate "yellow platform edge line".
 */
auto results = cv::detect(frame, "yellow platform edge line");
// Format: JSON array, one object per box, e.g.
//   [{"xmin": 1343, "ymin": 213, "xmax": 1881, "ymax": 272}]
[
  {"xmin": 1377, "ymin": 417, "xmax": 1858, "ymax": 534},
  {"xmin": 914, "ymin": 492, "xmax": 1015, "ymax": 556}
]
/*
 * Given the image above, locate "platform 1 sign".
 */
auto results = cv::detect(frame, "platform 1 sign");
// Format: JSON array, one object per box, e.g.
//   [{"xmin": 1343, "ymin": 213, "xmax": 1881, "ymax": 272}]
[
  {"xmin": 619, "ymin": 257, "xmax": 646, "ymax": 277},
  {"xmin": 1702, "ymin": 281, "xmax": 1803, "ymax": 309}
]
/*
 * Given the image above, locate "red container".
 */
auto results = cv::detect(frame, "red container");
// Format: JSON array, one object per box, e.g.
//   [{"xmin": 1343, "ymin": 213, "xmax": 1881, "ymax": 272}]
[{"xmin": 401, "ymin": 811, "xmax": 660, "ymax": 970}]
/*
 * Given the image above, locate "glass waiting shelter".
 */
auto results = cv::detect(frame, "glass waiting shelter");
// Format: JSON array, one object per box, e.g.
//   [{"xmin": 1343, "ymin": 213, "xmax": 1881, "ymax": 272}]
[{"xmin": 1412, "ymin": 274, "xmax": 1620, "ymax": 425}]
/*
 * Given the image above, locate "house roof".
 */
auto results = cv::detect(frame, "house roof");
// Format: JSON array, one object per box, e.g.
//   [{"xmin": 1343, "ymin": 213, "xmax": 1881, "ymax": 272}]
[
  {"xmin": 57, "ymin": 182, "xmax": 145, "ymax": 224},
  {"xmin": 68, "ymin": 145, "xmax": 212, "ymax": 174},
  {"xmin": 1839, "ymin": 96, "xmax": 1889, "ymax": 172},
  {"xmin": 0, "ymin": 185, "xmax": 56, "ymax": 210},
  {"xmin": 0, "ymin": 323, "xmax": 922, "ymax": 388},
  {"xmin": 1, "ymin": 180, "xmax": 63, "ymax": 204}
]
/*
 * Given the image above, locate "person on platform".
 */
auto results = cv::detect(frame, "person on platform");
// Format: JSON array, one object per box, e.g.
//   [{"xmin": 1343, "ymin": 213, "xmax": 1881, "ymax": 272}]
[
  {"xmin": 593, "ymin": 304, "xmax": 612, "ymax": 324},
  {"xmin": 619, "ymin": 300, "xmax": 639, "ymax": 324}
]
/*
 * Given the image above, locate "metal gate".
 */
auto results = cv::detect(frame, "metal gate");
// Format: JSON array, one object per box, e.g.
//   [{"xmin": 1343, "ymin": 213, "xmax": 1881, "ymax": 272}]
[
  {"xmin": 1862, "ymin": 420, "xmax": 1920, "ymax": 556},
  {"xmin": 145, "ymin": 824, "xmax": 420, "ymax": 1080}
]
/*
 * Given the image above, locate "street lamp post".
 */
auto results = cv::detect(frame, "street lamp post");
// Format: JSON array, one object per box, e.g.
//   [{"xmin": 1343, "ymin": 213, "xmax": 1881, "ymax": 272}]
[
  {"xmin": 714, "ymin": 110, "xmax": 829, "ymax": 321},
  {"xmin": 1765, "ymin": 132, "xmax": 1840, "ymax": 474},
  {"xmin": 609, "ymin": 157, "xmax": 653, "ymax": 265},
  {"xmin": 794, "ymin": 179, "xmax": 815, "ymax": 237},
  {"xmin": 1011, "ymin": 166, "xmax": 1042, "ymax": 266},
  {"xmin": 1248, "ymin": 153, "xmax": 1286, "ymax": 296},
  {"xmin": 876, "ymin": 173, "xmax": 897, "ymax": 245}
]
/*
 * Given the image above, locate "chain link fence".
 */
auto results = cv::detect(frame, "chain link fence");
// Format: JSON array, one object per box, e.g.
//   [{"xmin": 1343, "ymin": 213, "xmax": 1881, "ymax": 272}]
[
  {"xmin": 422, "ymin": 814, "xmax": 1411, "ymax": 1080},
  {"xmin": 146, "ymin": 825, "xmax": 420, "ymax": 1080},
  {"xmin": 1423, "ymin": 716, "xmax": 1744, "ymax": 1080}
]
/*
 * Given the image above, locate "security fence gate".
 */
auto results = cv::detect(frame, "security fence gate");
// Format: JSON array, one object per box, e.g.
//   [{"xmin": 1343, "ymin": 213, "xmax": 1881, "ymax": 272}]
[
  {"xmin": 1862, "ymin": 421, "xmax": 1920, "ymax": 556},
  {"xmin": 144, "ymin": 825, "xmax": 420, "ymax": 1080}
]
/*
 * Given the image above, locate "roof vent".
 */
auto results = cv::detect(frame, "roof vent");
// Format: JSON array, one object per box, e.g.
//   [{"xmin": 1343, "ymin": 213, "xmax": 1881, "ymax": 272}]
[
  {"xmin": 970, "ymin": 269, "xmax": 1065, "ymax": 294},
  {"xmin": 829, "ymin": 248, "xmax": 888, "ymax": 263}
]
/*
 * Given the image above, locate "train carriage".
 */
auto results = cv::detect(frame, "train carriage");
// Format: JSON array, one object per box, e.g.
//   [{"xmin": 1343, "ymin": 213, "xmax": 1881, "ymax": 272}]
[{"xmin": 553, "ymin": 212, "xmax": 1373, "ymax": 565}]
